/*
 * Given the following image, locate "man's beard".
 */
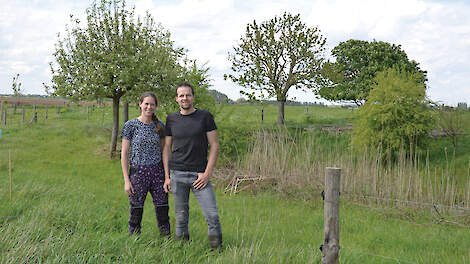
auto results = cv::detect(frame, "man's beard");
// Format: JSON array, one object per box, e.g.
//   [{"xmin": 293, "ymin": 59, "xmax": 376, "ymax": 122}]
[{"xmin": 181, "ymin": 104, "xmax": 192, "ymax": 110}]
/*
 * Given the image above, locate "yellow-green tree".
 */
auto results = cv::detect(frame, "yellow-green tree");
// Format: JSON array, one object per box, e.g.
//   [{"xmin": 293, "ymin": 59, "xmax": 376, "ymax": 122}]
[{"xmin": 353, "ymin": 67, "xmax": 435, "ymax": 156}]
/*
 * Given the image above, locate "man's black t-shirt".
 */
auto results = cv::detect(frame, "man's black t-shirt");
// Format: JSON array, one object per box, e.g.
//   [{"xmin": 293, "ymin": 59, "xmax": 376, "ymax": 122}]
[{"xmin": 165, "ymin": 109, "xmax": 217, "ymax": 172}]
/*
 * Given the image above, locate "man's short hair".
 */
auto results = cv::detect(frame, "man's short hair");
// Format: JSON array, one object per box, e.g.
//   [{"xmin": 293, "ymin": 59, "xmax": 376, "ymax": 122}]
[{"xmin": 176, "ymin": 83, "xmax": 194, "ymax": 96}]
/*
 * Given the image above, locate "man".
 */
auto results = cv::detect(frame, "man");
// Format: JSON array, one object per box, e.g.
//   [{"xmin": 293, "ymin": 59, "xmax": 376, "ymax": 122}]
[{"xmin": 162, "ymin": 83, "xmax": 222, "ymax": 249}]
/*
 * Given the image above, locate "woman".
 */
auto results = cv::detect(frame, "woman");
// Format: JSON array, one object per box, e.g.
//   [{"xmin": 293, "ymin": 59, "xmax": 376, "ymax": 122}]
[{"xmin": 120, "ymin": 92, "xmax": 170, "ymax": 236}]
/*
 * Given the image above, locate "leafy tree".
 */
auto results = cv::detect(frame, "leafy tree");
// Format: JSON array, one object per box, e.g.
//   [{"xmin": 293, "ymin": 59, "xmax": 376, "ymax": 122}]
[
  {"xmin": 353, "ymin": 67, "xmax": 435, "ymax": 156},
  {"xmin": 319, "ymin": 39, "xmax": 427, "ymax": 105},
  {"xmin": 436, "ymin": 107, "xmax": 468, "ymax": 148},
  {"xmin": 235, "ymin": 98, "xmax": 247, "ymax": 104},
  {"xmin": 11, "ymin": 73, "xmax": 22, "ymax": 96},
  {"xmin": 226, "ymin": 12, "xmax": 326, "ymax": 124},
  {"xmin": 207, "ymin": 89, "xmax": 232, "ymax": 104},
  {"xmin": 47, "ymin": 0, "xmax": 187, "ymax": 157}
]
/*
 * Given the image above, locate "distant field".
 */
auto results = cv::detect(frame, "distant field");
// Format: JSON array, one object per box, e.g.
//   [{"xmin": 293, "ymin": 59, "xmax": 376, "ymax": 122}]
[
  {"xmin": 1, "ymin": 104, "xmax": 469, "ymax": 263},
  {"xmin": 214, "ymin": 103, "xmax": 354, "ymax": 127},
  {"xmin": 0, "ymin": 96, "xmax": 68, "ymax": 106}
]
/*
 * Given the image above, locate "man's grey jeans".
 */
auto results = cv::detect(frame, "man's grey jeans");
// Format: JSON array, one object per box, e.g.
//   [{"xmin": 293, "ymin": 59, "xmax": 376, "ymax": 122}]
[{"xmin": 170, "ymin": 170, "xmax": 222, "ymax": 237}]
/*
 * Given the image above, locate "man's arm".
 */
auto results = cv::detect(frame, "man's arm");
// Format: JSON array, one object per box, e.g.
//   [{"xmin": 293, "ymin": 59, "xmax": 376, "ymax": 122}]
[
  {"xmin": 193, "ymin": 130, "xmax": 218, "ymax": 190},
  {"xmin": 162, "ymin": 135, "xmax": 172, "ymax": 193}
]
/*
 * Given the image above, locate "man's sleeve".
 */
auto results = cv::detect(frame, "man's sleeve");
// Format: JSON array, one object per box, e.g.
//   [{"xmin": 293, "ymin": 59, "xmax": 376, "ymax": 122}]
[
  {"xmin": 158, "ymin": 120, "xmax": 166, "ymax": 139},
  {"xmin": 205, "ymin": 111, "xmax": 217, "ymax": 132},
  {"xmin": 164, "ymin": 115, "xmax": 172, "ymax": 136}
]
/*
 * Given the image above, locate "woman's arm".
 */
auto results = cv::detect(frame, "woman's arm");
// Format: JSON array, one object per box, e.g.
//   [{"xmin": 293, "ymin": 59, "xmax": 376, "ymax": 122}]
[{"xmin": 121, "ymin": 138, "xmax": 134, "ymax": 196}]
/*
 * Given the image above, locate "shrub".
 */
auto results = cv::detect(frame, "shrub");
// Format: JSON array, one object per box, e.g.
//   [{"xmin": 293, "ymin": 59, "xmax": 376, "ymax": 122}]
[
  {"xmin": 353, "ymin": 67, "xmax": 435, "ymax": 156},
  {"xmin": 217, "ymin": 125, "xmax": 254, "ymax": 166}
]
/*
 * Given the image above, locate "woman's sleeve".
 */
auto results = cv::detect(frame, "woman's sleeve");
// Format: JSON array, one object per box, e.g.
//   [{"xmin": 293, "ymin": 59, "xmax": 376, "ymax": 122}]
[{"xmin": 120, "ymin": 120, "xmax": 133, "ymax": 141}]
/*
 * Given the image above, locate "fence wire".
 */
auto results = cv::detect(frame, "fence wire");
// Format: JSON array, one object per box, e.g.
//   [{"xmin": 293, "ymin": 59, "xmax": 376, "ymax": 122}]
[
  {"xmin": 341, "ymin": 192, "xmax": 470, "ymax": 212},
  {"xmin": 342, "ymin": 247, "xmax": 417, "ymax": 264}
]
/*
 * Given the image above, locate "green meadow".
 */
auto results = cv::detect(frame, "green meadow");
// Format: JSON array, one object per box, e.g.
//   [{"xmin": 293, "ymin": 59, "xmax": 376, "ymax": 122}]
[{"xmin": 0, "ymin": 104, "xmax": 469, "ymax": 263}]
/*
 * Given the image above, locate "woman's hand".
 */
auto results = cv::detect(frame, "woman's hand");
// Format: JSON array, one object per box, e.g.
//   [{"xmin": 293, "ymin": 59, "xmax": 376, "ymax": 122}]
[
  {"xmin": 125, "ymin": 181, "xmax": 134, "ymax": 196},
  {"xmin": 163, "ymin": 178, "xmax": 171, "ymax": 193}
]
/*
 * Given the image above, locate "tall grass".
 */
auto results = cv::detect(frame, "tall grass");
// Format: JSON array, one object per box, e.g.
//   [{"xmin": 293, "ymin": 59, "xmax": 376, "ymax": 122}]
[
  {"xmin": 1, "ymin": 104, "xmax": 470, "ymax": 262},
  {"xmin": 223, "ymin": 128, "xmax": 470, "ymax": 218}
]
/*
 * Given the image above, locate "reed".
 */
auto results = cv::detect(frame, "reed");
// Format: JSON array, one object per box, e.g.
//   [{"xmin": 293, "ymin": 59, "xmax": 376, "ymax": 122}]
[{"xmin": 223, "ymin": 128, "xmax": 470, "ymax": 215}]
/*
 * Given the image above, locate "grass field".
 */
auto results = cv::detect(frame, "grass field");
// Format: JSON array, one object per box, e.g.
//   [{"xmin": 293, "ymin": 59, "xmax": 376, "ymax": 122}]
[{"xmin": 1, "ymin": 102, "xmax": 470, "ymax": 263}]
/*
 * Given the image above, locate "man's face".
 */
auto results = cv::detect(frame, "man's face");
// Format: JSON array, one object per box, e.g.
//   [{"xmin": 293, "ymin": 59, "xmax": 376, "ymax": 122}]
[{"xmin": 176, "ymin": 86, "xmax": 194, "ymax": 110}]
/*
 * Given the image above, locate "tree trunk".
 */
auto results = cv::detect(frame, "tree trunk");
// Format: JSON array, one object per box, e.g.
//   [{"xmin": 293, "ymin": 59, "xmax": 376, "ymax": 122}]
[
  {"xmin": 277, "ymin": 100, "xmax": 285, "ymax": 124},
  {"xmin": 110, "ymin": 96, "xmax": 120, "ymax": 158},
  {"xmin": 123, "ymin": 102, "xmax": 129, "ymax": 123}
]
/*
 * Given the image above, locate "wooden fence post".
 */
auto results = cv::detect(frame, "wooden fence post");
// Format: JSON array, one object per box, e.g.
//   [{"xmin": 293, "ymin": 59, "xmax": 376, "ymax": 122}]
[
  {"xmin": 102, "ymin": 107, "xmax": 105, "ymax": 126},
  {"xmin": 34, "ymin": 105, "xmax": 37, "ymax": 123},
  {"xmin": 22, "ymin": 107, "xmax": 25, "ymax": 124},
  {"xmin": 321, "ymin": 167, "xmax": 341, "ymax": 264},
  {"xmin": 57, "ymin": 105, "xmax": 60, "ymax": 115},
  {"xmin": 9, "ymin": 149, "xmax": 12, "ymax": 200},
  {"xmin": 86, "ymin": 106, "xmax": 89, "ymax": 121},
  {"xmin": 0, "ymin": 101, "xmax": 3, "ymax": 122},
  {"xmin": 3, "ymin": 110, "xmax": 6, "ymax": 126},
  {"xmin": 45, "ymin": 106, "xmax": 48, "ymax": 120}
]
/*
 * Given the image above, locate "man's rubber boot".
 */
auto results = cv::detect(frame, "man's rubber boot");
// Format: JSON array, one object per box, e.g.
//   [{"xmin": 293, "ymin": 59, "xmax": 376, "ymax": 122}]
[
  {"xmin": 208, "ymin": 234, "xmax": 222, "ymax": 249},
  {"xmin": 175, "ymin": 234, "xmax": 190, "ymax": 242}
]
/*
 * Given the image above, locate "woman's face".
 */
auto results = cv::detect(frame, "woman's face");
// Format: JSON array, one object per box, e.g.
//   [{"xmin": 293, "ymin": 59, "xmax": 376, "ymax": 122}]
[{"xmin": 139, "ymin": 96, "xmax": 156, "ymax": 117}]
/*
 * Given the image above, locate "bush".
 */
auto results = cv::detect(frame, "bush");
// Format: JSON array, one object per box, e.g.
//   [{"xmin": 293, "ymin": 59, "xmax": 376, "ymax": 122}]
[
  {"xmin": 217, "ymin": 125, "xmax": 254, "ymax": 166},
  {"xmin": 353, "ymin": 67, "xmax": 435, "ymax": 156}
]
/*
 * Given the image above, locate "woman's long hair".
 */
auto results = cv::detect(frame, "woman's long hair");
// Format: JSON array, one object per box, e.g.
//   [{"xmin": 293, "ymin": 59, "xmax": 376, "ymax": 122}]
[{"xmin": 140, "ymin": 92, "xmax": 164, "ymax": 137}]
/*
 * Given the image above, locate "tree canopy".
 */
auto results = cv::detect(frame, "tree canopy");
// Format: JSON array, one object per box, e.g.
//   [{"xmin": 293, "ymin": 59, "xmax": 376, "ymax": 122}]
[
  {"xmin": 319, "ymin": 39, "xmax": 427, "ymax": 105},
  {"xmin": 226, "ymin": 12, "xmax": 326, "ymax": 124},
  {"xmin": 11, "ymin": 74, "xmax": 22, "ymax": 96},
  {"xmin": 47, "ymin": 0, "xmax": 210, "ymax": 157}
]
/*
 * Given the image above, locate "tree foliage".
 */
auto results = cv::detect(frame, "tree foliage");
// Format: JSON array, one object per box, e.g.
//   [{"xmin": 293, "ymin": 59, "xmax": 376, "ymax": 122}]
[
  {"xmin": 11, "ymin": 73, "xmax": 22, "ymax": 96},
  {"xmin": 436, "ymin": 107, "xmax": 469, "ymax": 148},
  {"xmin": 319, "ymin": 39, "xmax": 427, "ymax": 105},
  {"xmin": 47, "ymin": 0, "xmax": 211, "ymax": 157},
  {"xmin": 353, "ymin": 67, "xmax": 435, "ymax": 156},
  {"xmin": 226, "ymin": 12, "xmax": 326, "ymax": 124}
]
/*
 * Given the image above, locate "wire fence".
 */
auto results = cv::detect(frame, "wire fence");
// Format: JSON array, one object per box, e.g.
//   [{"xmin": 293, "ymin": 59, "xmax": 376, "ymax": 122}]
[
  {"xmin": 341, "ymin": 192, "xmax": 470, "ymax": 212},
  {"xmin": 342, "ymin": 247, "xmax": 417, "ymax": 264}
]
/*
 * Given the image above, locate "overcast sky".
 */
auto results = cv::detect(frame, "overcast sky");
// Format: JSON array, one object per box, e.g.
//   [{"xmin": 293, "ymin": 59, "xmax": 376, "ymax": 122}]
[{"xmin": 1, "ymin": 0, "xmax": 469, "ymax": 105}]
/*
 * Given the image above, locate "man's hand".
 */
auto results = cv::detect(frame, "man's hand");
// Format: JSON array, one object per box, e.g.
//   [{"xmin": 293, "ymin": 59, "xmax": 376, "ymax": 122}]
[
  {"xmin": 124, "ymin": 181, "xmax": 134, "ymax": 196},
  {"xmin": 193, "ymin": 172, "xmax": 210, "ymax": 190},
  {"xmin": 164, "ymin": 178, "xmax": 171, "ymax": 193}
]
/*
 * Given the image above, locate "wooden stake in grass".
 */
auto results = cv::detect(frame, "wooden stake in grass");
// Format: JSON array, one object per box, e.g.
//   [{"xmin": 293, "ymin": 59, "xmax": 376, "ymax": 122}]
[
  {"xmin": 102, "ymin": 107, "xmax": 105, "ymax": 126},
  {"xmin": 9, "ymin": 149, "xmax": 12, "ymax": 200},
  {"xmin": 322, "ymin": 167, "xmax": 341, "ymax": 264},
  {"xmin": 22, "ymin": 107, "xmax": 25, "ymax": 124},
  {"xmin": 33, "ymin": 105, "xmax": 37, "ymax": 123}
]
